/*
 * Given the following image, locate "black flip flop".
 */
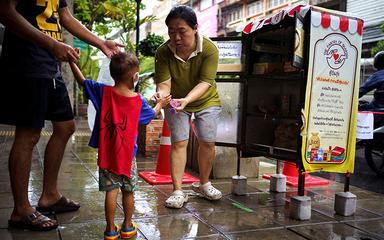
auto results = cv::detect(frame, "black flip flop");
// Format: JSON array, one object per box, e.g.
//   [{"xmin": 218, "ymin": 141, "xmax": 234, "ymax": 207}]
[
  {"xmin": 8, "ymin": 211, "xmax": 58, "ymax": 231},
  {"xmin": 36, "ymin": 196, "xmax": 80, "ymax": 214}
]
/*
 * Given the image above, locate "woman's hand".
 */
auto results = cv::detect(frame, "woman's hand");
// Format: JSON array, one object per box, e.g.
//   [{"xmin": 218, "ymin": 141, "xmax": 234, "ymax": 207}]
[{"xmin": 173, "ymin": 98, "xmax": 190, "ymax": 111}]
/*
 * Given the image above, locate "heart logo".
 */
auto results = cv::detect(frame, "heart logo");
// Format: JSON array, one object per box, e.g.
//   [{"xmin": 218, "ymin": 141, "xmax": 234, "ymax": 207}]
[{"xmin": 333, "ymin": 53, "xmax": 339, "ymax": 60}]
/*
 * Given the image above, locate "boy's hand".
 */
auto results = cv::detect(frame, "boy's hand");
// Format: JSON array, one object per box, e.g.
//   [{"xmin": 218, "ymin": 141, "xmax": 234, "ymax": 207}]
[
  {"xmin": 158, "ymin": 95, "xmax": 172, "ymax": 108},
  {"xmin": 51, "ymin": 40, "xmax": 80, "ymax": 62}
]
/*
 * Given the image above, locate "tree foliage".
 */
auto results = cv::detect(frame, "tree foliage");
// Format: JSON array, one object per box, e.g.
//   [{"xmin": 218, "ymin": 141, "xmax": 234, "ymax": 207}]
[
  {"xmin": 138, "ymin": 33, "xmax": 165, "ymax": 57},
  {"xmin": 73, "ymin": 0, "xmax": 156, "ymax": 52},
  {"xmin": 371, "ymin": 24, "xmax": 384, "ymax": 56}
]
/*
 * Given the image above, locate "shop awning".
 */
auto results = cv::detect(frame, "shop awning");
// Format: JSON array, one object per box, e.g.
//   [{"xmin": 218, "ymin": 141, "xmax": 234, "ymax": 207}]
[
  {"xmin": 243, "ymin": 4, "xmax": 363, "ymax": 36},
  {"xmin": 242, "ymin": 4, "xmax": 310, "ymax": 34}
]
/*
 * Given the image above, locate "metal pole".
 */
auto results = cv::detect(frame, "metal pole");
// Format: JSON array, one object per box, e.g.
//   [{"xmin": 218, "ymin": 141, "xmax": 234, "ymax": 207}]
[
  {"xmin": 344, "ymin": 173, "xmax": 350, "ymax": 192},
  {"xmin": 136, "ymin": 0, "xmax": 141, "ymax": 57}
]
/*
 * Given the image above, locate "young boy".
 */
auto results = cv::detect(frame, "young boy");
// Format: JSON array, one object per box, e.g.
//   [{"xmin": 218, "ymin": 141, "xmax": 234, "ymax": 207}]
[{"xmin": 70, "ymin": 52, "xmax": 170, "ymax": 239}]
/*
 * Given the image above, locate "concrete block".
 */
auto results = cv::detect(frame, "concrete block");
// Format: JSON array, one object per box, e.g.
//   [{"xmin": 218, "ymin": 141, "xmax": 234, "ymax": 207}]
[
  {"xmin": 334, "ymin": 192, "xmax": 356, "ymax": 216},
  {"xmin": 232, "ymin": 175, "xmax": 247, "ymax": 195},
  {"xmin": 289, "ymin": 196, "xmax": 311, "ymax": 220},
  {"xmin": 269, "ymin": 174, "xmax": 286, "ymax": 192}
]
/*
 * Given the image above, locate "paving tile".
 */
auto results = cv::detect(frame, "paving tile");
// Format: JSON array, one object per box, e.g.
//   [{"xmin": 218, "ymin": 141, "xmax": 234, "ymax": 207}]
[
  {"xmin": 229, "ymin": 192, "xmax": 289, "ymax": 209},
  {"xmin": 134, "ymin": 185, "xmax": 167, "ymax": 201},
  {"xmin": 0, "ymin": 208, "xmax": 12, "ymax": 229},
  {"xmin": 57, "ymin": 163, "xmax": 94, "ymax": 180},
  {"xmin": 0, "ymin": 192, "xmax": 39, "ymax": 209},
  {"xmin": 135, "ymin": 214, "xmax": 220, "ymax": 239},
  {"xmin": 134, "ymin": 196, "xmax": 189, "ymax": 218},
  {"xmin": 196, "ymin": 209, "xmax": 282, "ymax": 233},
  {"xmin": 312, "ymin": 203, "xmax": 382, "ymax": 222},
  {"xmin": 56, "ymin": 189, "xmax": 124, "ymax": 224},
  {"xmin": 346, "ymin": 218, "xmax": 384, "ymax": 239},
  {"xmin": 60, "ymin": 219, "xmax": 147, "ymax": 240},
  {"xmin": 266, "ymin": 205, "xmax": 336, "ymax": 227},
  {"xmin": 0, "ymin": 228, "xmax": 60, "ymax": 240},
  {"xmin": 285, "ymin": 190, "xmax": 334, "ymax": 206},
  {"xmin": 226, "ymin": 228, "xmax": 307, "ymax": 240},
  {"xmin": 184, "ymin": 234, "xmax": 228, "ymax": 239},
  {"xmin": 357, "ymin": 199, "xmax": 384, "ymax": 216},
  {"xmin": 185, "ymin": 196, "xmax": 243, "ymax": 213},
  {"xmin": 288, "ymin": 222, "xmax": 381, "ymax": 240}
]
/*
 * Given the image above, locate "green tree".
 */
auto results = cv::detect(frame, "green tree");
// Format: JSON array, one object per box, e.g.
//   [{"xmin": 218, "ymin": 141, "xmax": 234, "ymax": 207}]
[
  {"xmin": 74, "ymin": 0, "xmax": 155, "ymax": 52},
  {"xmin": 371, "ymin": 24, "xmax": 384, "ymax": 56},
  {"xmin": 138, "ymin": 33, "xmax": 165, "ymax": 57}
]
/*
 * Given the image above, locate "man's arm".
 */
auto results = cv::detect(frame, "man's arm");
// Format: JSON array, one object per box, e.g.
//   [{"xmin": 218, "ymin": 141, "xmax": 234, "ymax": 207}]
[
  {"xmin": 59, "ymin": 7, "xmax": 123, "ymax": 58},
  {"xmin": 359, "ymin": 73, "xmax": 380, "ymax": 98},
  {"xmin": 0, "ymin": 0, "xmax": 79, "ymax": 62}
]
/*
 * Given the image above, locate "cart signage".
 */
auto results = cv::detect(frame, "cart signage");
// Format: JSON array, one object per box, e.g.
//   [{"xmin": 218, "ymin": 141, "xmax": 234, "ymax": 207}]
[
  {"xmin": 215, "ymin": 40, "xmax": 242, "ymax": 72},
  {"xmin": 302, "ymin": 10, "xmax": 363, "ymax": 173}
]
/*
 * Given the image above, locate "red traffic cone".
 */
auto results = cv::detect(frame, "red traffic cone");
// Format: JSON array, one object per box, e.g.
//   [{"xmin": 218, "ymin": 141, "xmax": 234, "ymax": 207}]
[
  {"xmin": 139, "ymin": 120, "xmax": 199, "ymax": 185},
  {"xmin": 263, "ymin": 162, "xmax": 329, "ymax": 187}
]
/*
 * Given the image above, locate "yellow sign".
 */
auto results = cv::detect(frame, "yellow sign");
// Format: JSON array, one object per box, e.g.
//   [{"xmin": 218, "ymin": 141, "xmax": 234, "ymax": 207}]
[{"xmin": 301, "ymin": 10, "xmax": 363, "ymax": 174}]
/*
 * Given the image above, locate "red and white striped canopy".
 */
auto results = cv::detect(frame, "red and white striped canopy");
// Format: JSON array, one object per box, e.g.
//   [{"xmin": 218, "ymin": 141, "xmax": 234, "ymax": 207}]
[{"xmin": 243, "ymin": 4, "xmax": 363, "ymax": 36}]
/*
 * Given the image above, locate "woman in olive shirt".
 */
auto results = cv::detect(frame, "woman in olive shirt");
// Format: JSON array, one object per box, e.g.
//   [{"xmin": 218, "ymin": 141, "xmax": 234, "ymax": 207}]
[{"xmin": 154, "ymin": 5, "xmax": 222, "ymax": 209}]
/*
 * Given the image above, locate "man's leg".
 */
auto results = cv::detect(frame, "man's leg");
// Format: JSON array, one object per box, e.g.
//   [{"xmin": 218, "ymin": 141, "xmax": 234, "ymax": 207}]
[
  {"xmin": 9, "ymin": 127, "xmax": 41, "ymax": 219},
  {"xmin": 170, "ymin": 140, "xmax": 189, "ymax": 191},
  {"xmin": 38, "ymin": 120, "xmax": 75, "ymax": 207},
  {"xmin": 197, "ymin": 141, "xmax": 215, "ymax": 185}
]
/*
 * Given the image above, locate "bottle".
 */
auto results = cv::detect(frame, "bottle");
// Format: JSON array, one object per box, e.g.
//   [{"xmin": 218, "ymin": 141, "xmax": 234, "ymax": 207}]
[
  {"xmin": 317, "ymin": 148, "xmax": 323, "ymax": 161},
  {"xmin": 307, "ymin": 144, "xmax": 312, "ymax": 160},
  {"xmin": 327, "ymin": 146, "xmax": 332, "ymax": 161}
]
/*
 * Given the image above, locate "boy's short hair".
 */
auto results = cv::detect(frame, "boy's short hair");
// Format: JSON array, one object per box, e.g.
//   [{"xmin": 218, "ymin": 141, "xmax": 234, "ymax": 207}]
[{"xmin": 109, "ymin": 52, "xmax": 139, "ymax": 81}]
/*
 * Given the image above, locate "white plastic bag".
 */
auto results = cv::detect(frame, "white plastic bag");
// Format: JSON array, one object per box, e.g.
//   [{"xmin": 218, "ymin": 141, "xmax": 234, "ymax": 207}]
[{"xmin": 87, "ymin": 57, "xmax": 114, "ymax": 131}]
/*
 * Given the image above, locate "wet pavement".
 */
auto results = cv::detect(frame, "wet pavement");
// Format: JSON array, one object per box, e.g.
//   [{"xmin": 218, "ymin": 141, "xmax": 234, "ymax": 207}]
[{"xmin": 0, "ymin": 120, "xmax": 384, "ymax": 239}]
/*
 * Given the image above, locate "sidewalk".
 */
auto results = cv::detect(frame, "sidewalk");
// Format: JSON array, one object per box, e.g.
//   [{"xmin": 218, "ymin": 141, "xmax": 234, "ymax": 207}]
[{"xmin": 0, "ymin": 120, "xmax": 384, "ymax": 239}]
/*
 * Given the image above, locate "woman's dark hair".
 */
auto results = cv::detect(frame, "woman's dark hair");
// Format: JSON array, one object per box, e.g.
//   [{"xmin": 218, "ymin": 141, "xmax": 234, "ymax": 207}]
[
  {"xmin": 109, "ymin": 52, "xmax": 139, "ymax": 81},
  {"xmin": 165, "ymin": 5, "xmax": 197, "ymax": 29}
]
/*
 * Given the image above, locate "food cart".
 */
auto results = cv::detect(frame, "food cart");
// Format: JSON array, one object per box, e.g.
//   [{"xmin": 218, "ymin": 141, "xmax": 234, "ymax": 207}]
[{"xmin": 213, "ymin": 4, "xmax": 363, "ymax": 197}]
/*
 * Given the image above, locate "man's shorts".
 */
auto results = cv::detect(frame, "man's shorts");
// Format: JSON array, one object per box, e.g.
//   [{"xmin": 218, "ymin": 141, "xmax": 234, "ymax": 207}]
[
  {"xmin": 165, "ymin": 106, "xmax": 222, "ymax": 143},
  {"xmin": 99, "ymin": 157, "xmax": 138, "ymax": 192},
  {"xmin": 0, "ymin": 74, "xmax": 74, "ymax": 129}
]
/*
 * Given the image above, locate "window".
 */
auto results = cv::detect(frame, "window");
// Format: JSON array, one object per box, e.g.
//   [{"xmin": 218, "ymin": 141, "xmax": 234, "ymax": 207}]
[
  {"xmin": 248, "ymin": 1, "xmax": 264, "ymax": 16},
  {"xmin": 200, "ymin": 0, "xmax": 212, "ymax": 11},
  {"xmin": 268, "ymin": 0, "xmax": 288, "ymax": 8}
]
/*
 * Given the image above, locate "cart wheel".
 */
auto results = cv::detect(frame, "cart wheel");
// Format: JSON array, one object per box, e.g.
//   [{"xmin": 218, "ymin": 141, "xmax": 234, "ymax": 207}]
[{"xmin": 365, "ymin": 139, "xmax": 384, "ymax": 177}]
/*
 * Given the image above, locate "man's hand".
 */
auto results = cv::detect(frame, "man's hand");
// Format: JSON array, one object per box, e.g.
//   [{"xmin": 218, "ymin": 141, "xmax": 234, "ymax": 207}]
[
  {"xmin": 51, "ymin": 40, "xmax": 80, "ymax": 62},
  {"xmin": 99, "ymin": 40, "xmax": 125, "ymax": 58}
]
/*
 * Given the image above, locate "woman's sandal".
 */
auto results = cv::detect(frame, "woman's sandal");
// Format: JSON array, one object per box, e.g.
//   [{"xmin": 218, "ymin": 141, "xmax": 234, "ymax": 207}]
[
  {"xmin": 120, "ymin": 222, "xmax": 138, "ymax": 239},
  {"xmin": 8, "ymin": 211, "xmax": 58, "ymax": 231},
  {"xmin": 104, "ymin": 225, "xmax": 120, "ymax": 240}
]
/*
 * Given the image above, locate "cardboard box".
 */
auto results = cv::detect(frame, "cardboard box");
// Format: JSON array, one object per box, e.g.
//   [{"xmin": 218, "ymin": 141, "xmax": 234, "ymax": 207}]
[{"xmin": 253, "ymin": 63, "xmax": 282, "ymax": 74}]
